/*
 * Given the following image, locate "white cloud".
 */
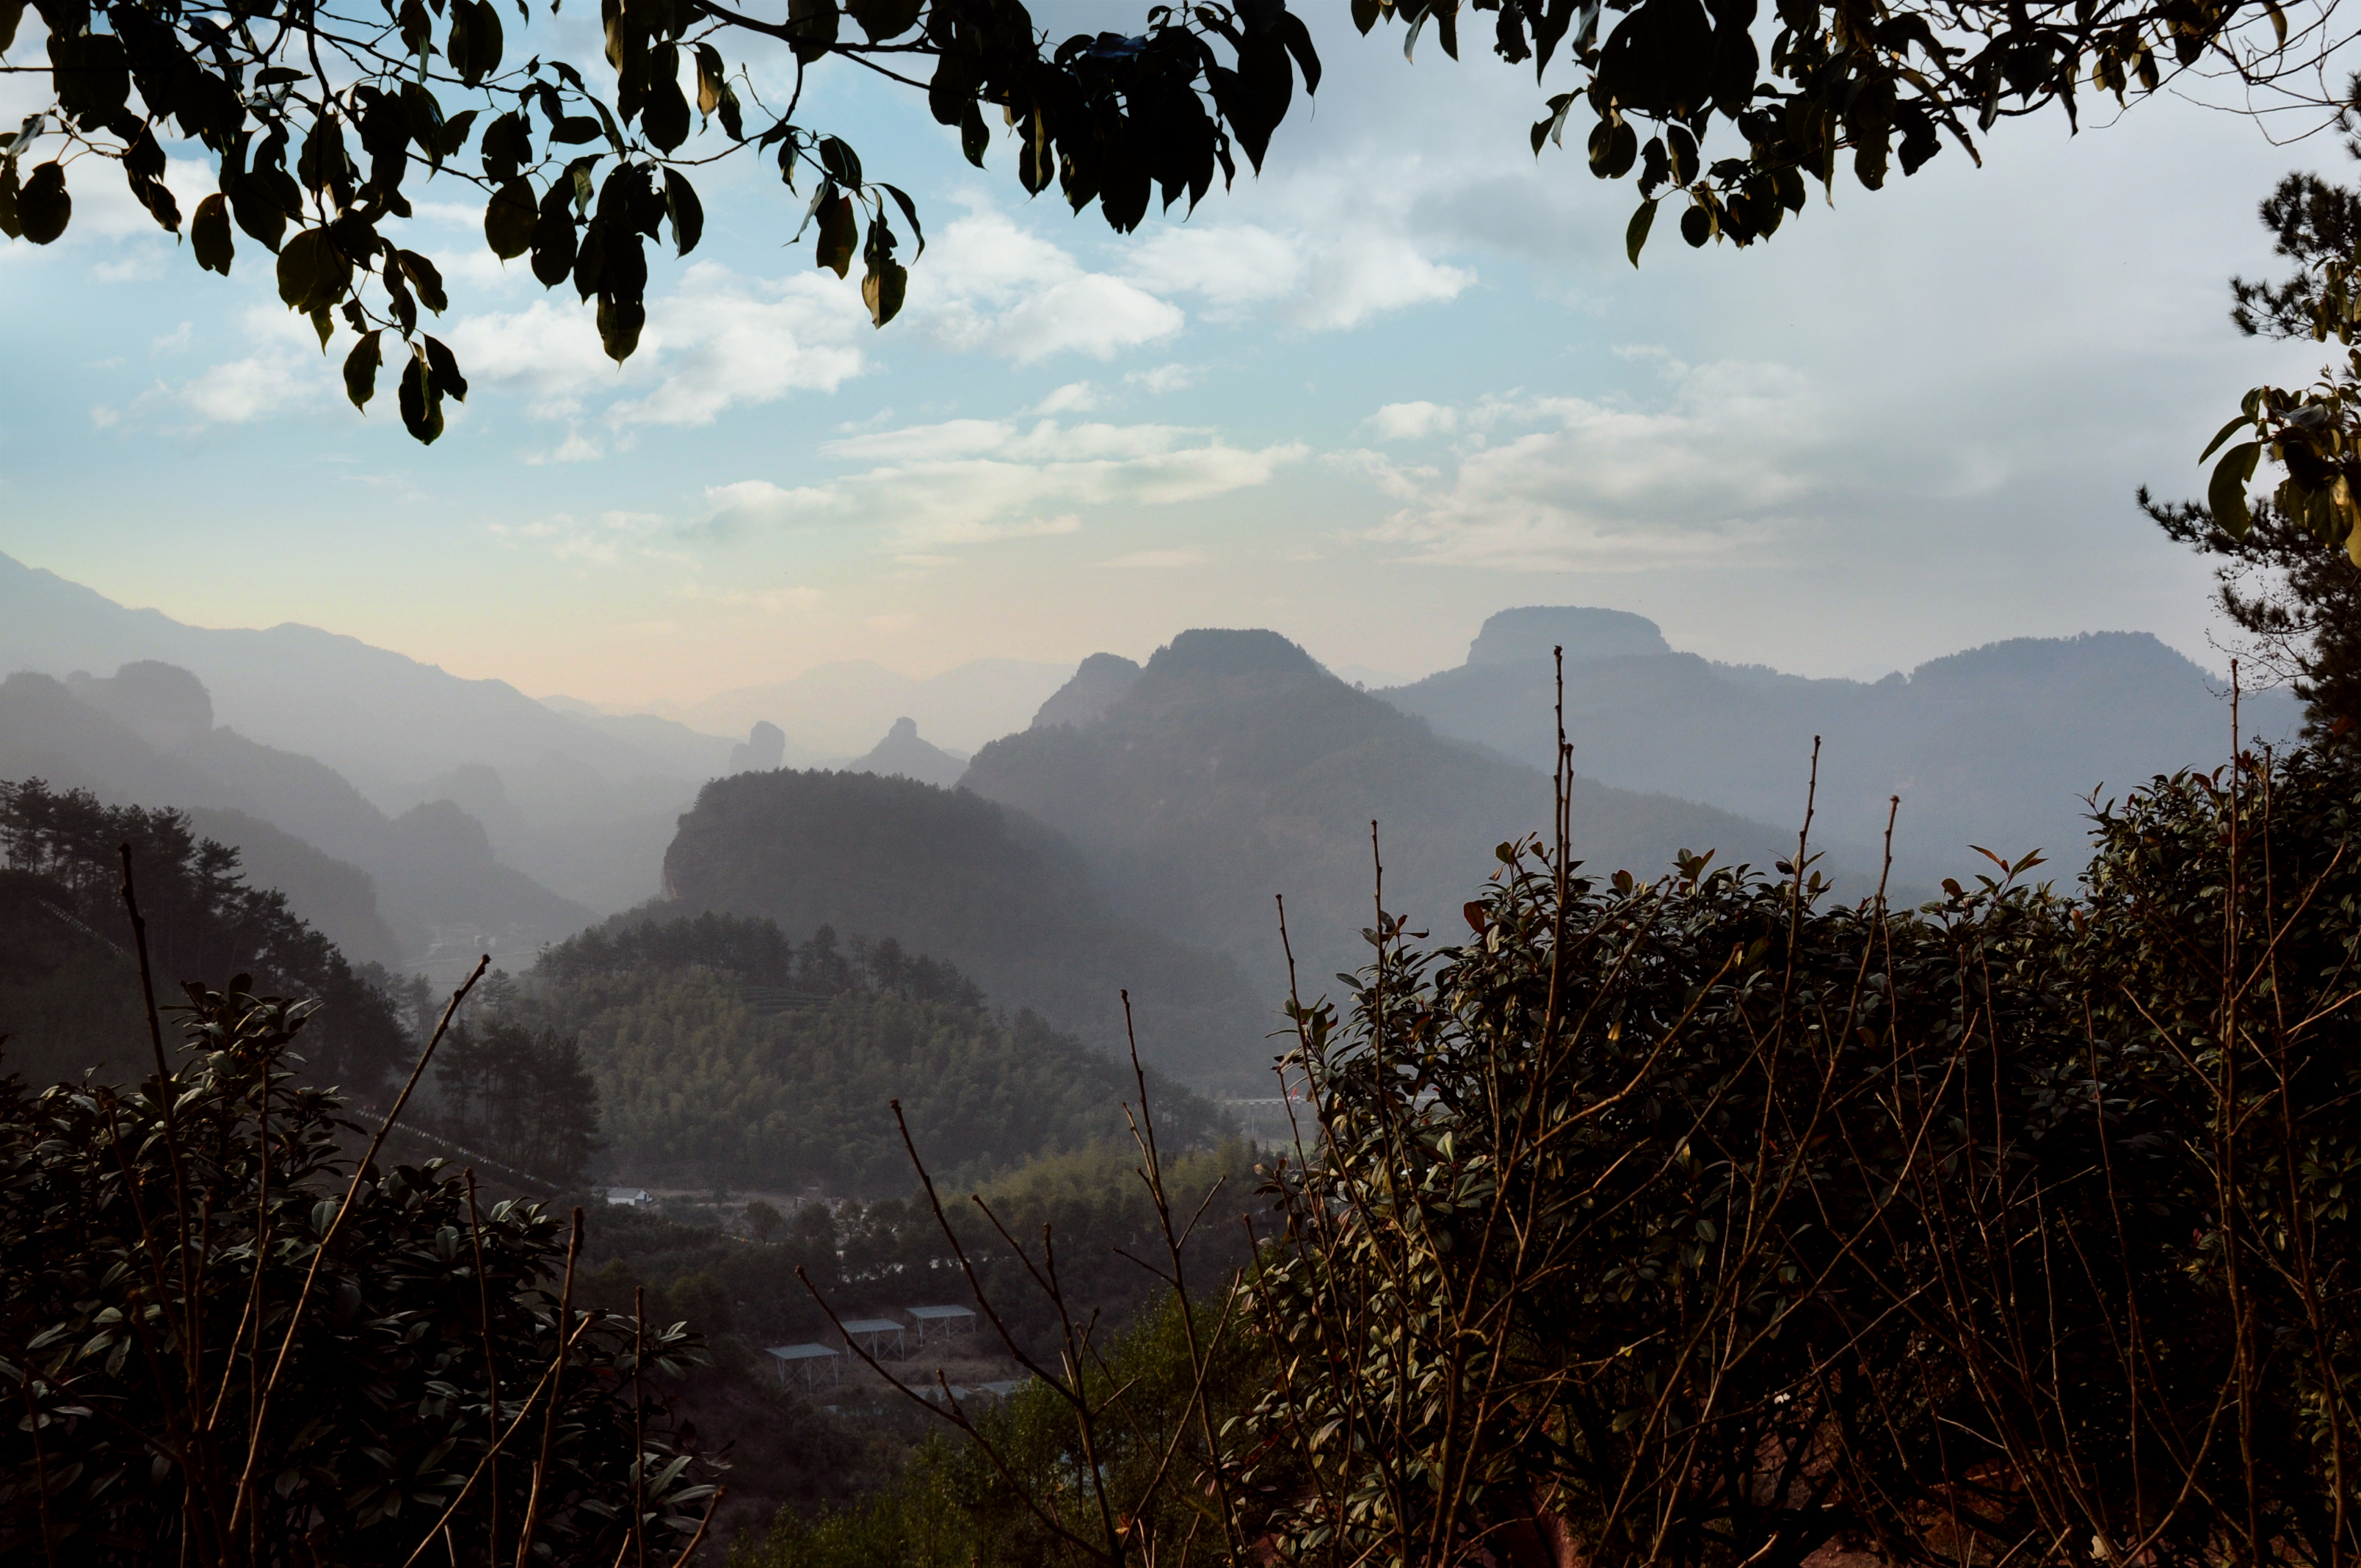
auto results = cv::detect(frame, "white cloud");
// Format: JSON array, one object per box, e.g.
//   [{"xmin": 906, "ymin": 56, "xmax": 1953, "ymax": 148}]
[
  {"xmin": 164, "ymin": 307, "xmax": 333, "ymax": 425},
  {"xmin": 711, "ymin": 416, "xmax": 1305, "ymax": 552},
  {"xmin": 1358, "ymin": 361, "xmax": 1824, "ymax": 570},
  {"xmin": 672, "ymin": 581, "xmax": 824, "ymax": 614},
  {"xmin": 90, "ymin": 405, "xmax": 117, "ymax": 428},
  {"xmin": 1034, "ymin": 381, "xmax": 1100, "ymax": 414},
  {"xmin": 1127, "ymin": 363, "xmax": 1202, "ymax": 393},
  {"xmin": 606, "ymin": 266, "xmax": 866, "ymax": 424},
  {"xmin": 911, "ymin": 208, "xmax": 1184, "ymax": 361},
  {"xmin": 1125, "ymin": 225, "xmax": 1305, "ymax": 318},
  {"xmin": 487, "ymin": 509, "xmax": 691, "ymax": 567},
  {"xmin": 1367, "ymin": 400, "xmax": 1458, "ymax": 440},
  {"xmin": 446, "ymin": 263, "xmax": 867, "ymax": 429}
]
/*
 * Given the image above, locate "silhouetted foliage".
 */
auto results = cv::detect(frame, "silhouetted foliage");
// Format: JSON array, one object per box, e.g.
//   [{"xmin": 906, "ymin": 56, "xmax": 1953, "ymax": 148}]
[
  {"xmin": 0, "ymin": 979, "xmax": 714, "ymax": 1565},
  {"xmin": 0, "ymin": 777, "xmax": 410, "ymax": 1092},
  {"xmin": 2145, "ymin": 491, "xmax": 2361, "ymax": 742}
]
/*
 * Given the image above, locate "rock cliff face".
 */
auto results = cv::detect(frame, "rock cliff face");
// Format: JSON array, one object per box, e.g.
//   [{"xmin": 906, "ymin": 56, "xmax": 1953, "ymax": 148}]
[
  {"xmin": 961, "ymin": 628, "xmax": 1793, "ymax": 1003},
  {"xmin": 657, "ymin": 767, "xmax": 1272, "ymax": 1089},
  {"xmin": 1029, "ymin": 653, "xmax": 1142, "ymax": 730}
]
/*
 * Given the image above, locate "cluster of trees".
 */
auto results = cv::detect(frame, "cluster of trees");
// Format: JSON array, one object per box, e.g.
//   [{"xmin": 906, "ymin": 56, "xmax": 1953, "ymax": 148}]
[
  {"xmin": 0, "ymin": 778, "xmax": 410, "ymax": 1091},
  {"xmin": 429, "ymin": 1012, "xmax": 605, "ymax": 1188},
  {"xmin": 543, "ymin": 912, "xmax": 986, "ymax": 1010},
  {"xmin": 512, "ymin": 911, "xmax": 1228, "ymax": 1194},
  {"xmin": 0, "ymin": 979, "xmax": 714, "ymax": 1564}
]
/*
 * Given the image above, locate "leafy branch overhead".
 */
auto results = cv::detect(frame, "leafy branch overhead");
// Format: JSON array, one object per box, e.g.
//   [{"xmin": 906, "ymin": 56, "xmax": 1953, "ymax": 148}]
[
  {"xmin": 0, "ymin": 0, "xmax": 2322, "ymax": 443},
  {"xmin": 0, "ymin": 0, "xmax": 1321, "ymax": 442},
  {"xmin": 1360, "ymin": 0, "xmax": 2324, "ymax": 264}
]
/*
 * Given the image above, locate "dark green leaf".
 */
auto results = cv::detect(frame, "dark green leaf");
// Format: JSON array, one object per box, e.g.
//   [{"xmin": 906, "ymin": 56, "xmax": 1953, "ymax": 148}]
[
  {"xmin": 1626, "ymin": 197, "xmax": 1658, "ymax": 266},
  {"xmin": 959, "ymin": 101, "xmax": 988, "ymax": 169},
  {"xmin": 0, "ymin": 0, "xmax": 21, "ymax": 54},
  {"xmin": 846, "ymin": 0, "xmax": 920, "ymax": 42},
  {"xmin": 276, "ymin": 228, "xmax": 352, "ymax": 311},
  {"xmin": 344, "ymin": 329, "xmax": 382, "ymax": 410},
  {"xmin": 398, "ymin": 250, "xmax": 449, "ymax": 313},
  {"xmin": 485, "ymin": 178, "xmax": 537, "ymax": 259},
  {"xmin": 863, "ymin": 255, "xmax": 907, "ymax": 327},
  {"xmin": 0, "ymin": 160, "xmax": 20, "ymax": 240},
  {"xmin": 2199, "ymin": 412, "xmax": 2255, "ymax": 463},
  {"xmin": 2209, "ymin": 441, "xmax": 2261, "ymax": 540},
  {"xmin": 192, "ymin": 193, "xmax": 233, "ymax": 275},
  {"xmin": 422, "ymin": 334, "xmax": 468, "ymax": 400},
  {"xmin": 17, "ymin": 161, "xmax": 70, "ymax": 245},
  {"xmin": 662, "ymin": 167, "xmax": 703, "ymax": 255},
  {"xmin": 880, "ymin": 183, "xmax": 924, "ymax": 258},
  {"xmin": 596, "ymin": 294, "xmax": 645, "ymax": 362},
  {"xmin": 816, "ymin": 192, "xmax": 855, "ymax": 277},
  {"xmin": 398, "ymin": 348, "xmax": 445, "ymax": 443}
]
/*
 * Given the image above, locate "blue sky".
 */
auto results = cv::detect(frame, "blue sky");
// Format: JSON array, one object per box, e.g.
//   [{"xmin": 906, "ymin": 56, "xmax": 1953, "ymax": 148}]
[{"xmin": 0, "ymin": 4, "xmax": 2340, "ymax": 708}]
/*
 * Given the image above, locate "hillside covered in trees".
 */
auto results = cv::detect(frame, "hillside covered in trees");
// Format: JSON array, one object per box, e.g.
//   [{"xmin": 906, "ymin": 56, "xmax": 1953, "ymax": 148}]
[
  {"xmin": 0, "ymin": 779, "xmax": 410, "ymax": 1090},
  {"xmin": 501, "ymin": 911, "xmax": 1230, "ymax": 1194},
  {"xmin": 659, "ymin": 771, "xmax": 1274, "ymax": 1088}
]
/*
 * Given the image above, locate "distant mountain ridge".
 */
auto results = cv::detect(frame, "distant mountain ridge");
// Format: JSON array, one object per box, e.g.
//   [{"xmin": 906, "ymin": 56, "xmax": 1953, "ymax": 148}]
[
  {"xmin": 964, "ymin": 628, "xmax": 1797, "ymax": 1008},
  {"xmin": 1378, "ymin": 607, "xmax": 2303, "ymax": 890},
  {"xmin": 0, "ymin": 667, "xmax": 593, "ymax": 977}
]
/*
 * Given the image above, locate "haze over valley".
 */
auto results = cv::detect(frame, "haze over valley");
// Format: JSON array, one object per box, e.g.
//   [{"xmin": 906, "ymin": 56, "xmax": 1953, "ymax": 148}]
[{"xmin": 0, "ymin": 545, "xmax": 2289, "ymax": 1100}]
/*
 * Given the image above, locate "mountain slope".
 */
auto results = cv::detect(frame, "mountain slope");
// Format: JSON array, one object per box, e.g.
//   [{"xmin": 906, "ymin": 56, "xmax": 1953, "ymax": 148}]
[
  {"xmin": 659, "ymin": 769, "xmax": 1274, "ymax": 1088},
  {"xmin": 960, "ymin": 628, "xmax": 1796, "ymax": 1005},
  {"xmin": 1379, "ymin": 608, "xmax": 2306, "ymax": 888},
  {"xmin": 0, "ymin": 551, "xmax": 696, "ymax": 812},
  {"xmin": 0, "ymin": 668, "xmax": 593, "ymax": 976}
]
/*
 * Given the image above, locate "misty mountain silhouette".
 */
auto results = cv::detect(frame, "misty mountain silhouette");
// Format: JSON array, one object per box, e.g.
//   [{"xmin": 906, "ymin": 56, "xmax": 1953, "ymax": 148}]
[
  {"xmin": 1379, "ymin": 608, "xmax": 2304, "ymax": 888},
  {"xmin": 962, "ymin": 628, "xmax": 1795, "ymax": 1006},
  {"xmin": 662, "ymin": 658, "xmax": 1070, "ymax": 756},
  {"xmin": 1030, "ymin": 653, "xmax": 1142, "ymax": 730},
  {"xmin": 0, "ymin": 667, "xmax": 592, "ymax": 975},
  {"xmin": 659, "ymin": 768, "xmax": 1273, "ymax": 1087},
  {"xmin": 849, "ymin": 717, "xmax": 966, "ymax": 788}
]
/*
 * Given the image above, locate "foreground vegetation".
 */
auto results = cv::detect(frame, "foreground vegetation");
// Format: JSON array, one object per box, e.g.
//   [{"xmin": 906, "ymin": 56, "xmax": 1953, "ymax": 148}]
[{"xmin": 735, "ymin": 728, "xmax": 2361, "ymax": 1567}]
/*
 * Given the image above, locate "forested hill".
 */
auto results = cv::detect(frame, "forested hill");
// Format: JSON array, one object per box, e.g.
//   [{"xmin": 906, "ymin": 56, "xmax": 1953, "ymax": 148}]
[
  {"xmin": 960, "ymin": 628, "xmax": 1794, "ymax": 1008},
  {"xmin": 514, "ymin": 912, "xmax": 1229, "ymax": 1194},
  {"xmin": 0, "ymin": 780, "xmax": 411, "ymax": 1092},
  {"xmin": 657, "ymin": 771, "xmax": 1273, "ymax": 1089}
]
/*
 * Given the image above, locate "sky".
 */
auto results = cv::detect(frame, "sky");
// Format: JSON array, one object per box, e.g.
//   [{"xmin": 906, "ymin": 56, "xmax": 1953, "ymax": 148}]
[{"xmin": 0, "ymin": 4, "xmax": 2346, "ymax": 708}]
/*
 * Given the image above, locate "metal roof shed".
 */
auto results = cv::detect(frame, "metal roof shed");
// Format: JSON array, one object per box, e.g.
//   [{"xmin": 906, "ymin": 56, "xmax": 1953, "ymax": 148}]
[
  {"xmin": 905, "ymin": 1304, "xmax": 976, "ymax": 1346},
  {"xmin": 765, "ymin": 1343, "xmax": 840, "ymax": 1389},
  {"xmin": 839, "ymin": 1317, "xmax": 907, "ymax": 1359}
]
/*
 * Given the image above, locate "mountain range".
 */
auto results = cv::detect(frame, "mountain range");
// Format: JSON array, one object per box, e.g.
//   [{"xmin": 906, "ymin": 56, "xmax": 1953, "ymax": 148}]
[
  {"xmin": 0, "ymin": 549, "xmax": 2294, "ymax": 1086},
  {"xmin": 1379, "ymin": 606, "xmax": 2300, "ymax": 892}
]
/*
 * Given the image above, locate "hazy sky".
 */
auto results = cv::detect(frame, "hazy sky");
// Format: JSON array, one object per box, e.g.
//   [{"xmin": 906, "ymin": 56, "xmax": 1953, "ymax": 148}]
[{"xmin": 0, "ymin": 6, "xmax": 2343, "ymax": 707}]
